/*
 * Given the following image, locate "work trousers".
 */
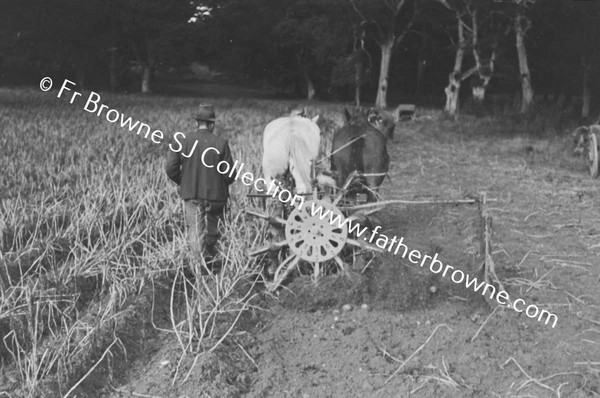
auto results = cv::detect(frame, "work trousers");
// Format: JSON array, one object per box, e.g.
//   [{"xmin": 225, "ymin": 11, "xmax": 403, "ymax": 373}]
[{"xmin": 183, "ymin": 199, "xmax": 226, "ymax": 259}]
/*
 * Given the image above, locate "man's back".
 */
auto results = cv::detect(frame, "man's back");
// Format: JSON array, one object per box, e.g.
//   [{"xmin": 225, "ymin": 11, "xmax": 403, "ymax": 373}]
[{"xmin": 166, "ymin": 130, "xmax": 235, "ymax": 201}]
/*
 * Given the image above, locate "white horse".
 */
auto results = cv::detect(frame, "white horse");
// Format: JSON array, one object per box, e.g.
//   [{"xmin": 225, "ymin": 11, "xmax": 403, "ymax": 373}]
[{"xmin": 262, "ymin": 111, "xmax": 321, "ymax": 194}]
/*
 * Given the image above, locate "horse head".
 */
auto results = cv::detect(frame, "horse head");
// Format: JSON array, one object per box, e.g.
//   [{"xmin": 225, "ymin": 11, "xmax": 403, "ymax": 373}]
[
  {"xmin": 290, "ymin": 107, "xmax": 306, "ymax": 117},
  {"xmin": 343, "ymin": 107, "xmax": 369, "ymax": 125},
  {"xmin": 368, "ymin": 109, "xmax": 395, "ymax": 141},
  {"xmin": 291, "ymin": 107, "xmax": 320, "ymax": 125},
  {"xmin": 343, "ymin": 107, "xmax": 394, "ymax": 140},
  {"xmin": 334, "ymin": 107, "xmax": 390, "ymax": 202}
]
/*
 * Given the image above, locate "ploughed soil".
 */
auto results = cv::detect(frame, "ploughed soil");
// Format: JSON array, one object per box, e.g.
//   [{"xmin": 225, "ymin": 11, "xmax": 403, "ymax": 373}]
[{"xmin": 102, "ymin": 113, "xmax": 599, "ymax": 397}]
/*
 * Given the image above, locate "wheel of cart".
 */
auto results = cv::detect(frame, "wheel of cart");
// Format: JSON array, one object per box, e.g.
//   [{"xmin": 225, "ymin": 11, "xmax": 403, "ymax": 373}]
[
  {"xmin": 246, "ymin": 168, "xmax": 386, "ymax": 292},
  {"xmin": 588, "ymin": 126, "xmax": 599, "ymax": 178}
]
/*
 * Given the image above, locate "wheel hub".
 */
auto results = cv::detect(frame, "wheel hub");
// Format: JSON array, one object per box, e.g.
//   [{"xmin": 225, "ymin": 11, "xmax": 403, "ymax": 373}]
[{"xmin": 285, "ymin": 200, "xmax": 348, "ymax": 262}]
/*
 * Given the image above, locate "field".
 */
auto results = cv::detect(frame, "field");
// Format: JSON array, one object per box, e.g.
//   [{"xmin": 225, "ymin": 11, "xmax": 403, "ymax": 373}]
[{"xmin": 1, "ymin": 87, "xmax": 599, "ymax": 398}]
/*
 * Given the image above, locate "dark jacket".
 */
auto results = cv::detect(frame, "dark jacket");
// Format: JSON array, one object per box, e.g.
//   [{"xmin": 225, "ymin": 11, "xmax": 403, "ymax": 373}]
[{"xmin": 165, "ymin": 129, "xmax": 235, "ymax": 201}]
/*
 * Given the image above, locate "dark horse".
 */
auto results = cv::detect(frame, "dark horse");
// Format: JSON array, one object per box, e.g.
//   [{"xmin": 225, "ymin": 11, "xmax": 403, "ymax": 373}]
[{"xmin": 331, "ymin": 108, "xmax": 390, "ymax": 203}]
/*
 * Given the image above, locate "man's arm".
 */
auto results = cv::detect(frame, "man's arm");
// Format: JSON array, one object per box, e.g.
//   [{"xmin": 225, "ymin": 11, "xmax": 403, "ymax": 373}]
[
  {"xmin": 222, "ymin": 141, "xmax": 236, "ymax": 185},
  {"xmin": 165, "ymin": 147, "xmax": 182, "ymax": 185}
]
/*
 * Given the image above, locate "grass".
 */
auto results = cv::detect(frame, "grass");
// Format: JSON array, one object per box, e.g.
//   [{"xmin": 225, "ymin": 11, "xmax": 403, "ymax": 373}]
[
  {"xmin": 0, "ymin": 87, "xmax": 589, "ymax": 397},
  {"xmin": 0, "ymin": 88, "xmax": 276, "ymax": 396}
]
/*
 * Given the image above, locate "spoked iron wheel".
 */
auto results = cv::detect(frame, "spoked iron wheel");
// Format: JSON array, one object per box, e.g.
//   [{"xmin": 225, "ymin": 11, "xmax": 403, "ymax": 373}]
[{"xmin": 247, "ymin": 173, "xmax": 385, "ymax": 291}]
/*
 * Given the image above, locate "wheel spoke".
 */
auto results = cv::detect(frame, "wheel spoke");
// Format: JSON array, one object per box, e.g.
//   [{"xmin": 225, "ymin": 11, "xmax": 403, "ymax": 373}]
[
  {"xmin": 347, "ymin": 238, "xmax": 385, "ymax": 253},
  {"xmin": 333, "ymin": 190, "xmax": 346, "ymax": 206},
  {"xmin": 244, "ymin": 210, "xmax": 286, "ymax": 225},
  {"xmin": 249, "ymin": 240, "xmax": 288, "ymax": 256},
  {"xmin": 333, "ymin": 255, "xmax": 346, "ymax": 272},
  {"xmin": 312, "ymin": 262, "xmax": 321, "ymax": 282},
  {"xmin": 269, "ymin": 255, "xmax": 300, "ymax": 291},
  {"xmin": 333, "ymin": 171, "xmax": 359, "ymax": 206}
]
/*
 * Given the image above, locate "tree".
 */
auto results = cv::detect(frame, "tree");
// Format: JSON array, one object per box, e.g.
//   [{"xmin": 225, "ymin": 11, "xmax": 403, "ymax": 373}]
[
  {"xmin": 348, "ymin": 0, "xmax": 417, "ymax": 108},
  {"xmin": 350, "ymin": 23, "xmax": 375, "ymax": 106},
  {"xmin": 272, "ymin": 0, "xmax": 353, "ymax": 99},
  {"xmin": 574, "ymin": 1, "xmax": 600, "ymax": 119},
  {"xmin": 526, "ymin": 0, "xmax": 579, "ymax": 108},
  {"xmin": 0, "ymin": 0, "xmax": 197, "ymax": 92},
  {"xmin": 469, "ymin": 4, "xmax": 502, "ymax": 103},
  {"xmin": 1, "ymin": 0, "xmax": 111, "ymax": 88},
  {"xmin": 439, "ymin": 0, "xmax": 505, "ymax": 115},
  {"xmin": 512, "ymin": 0, "xmax": 535, "ymax": 114},
  {"xmin": 197, "ymin": 0, "xmax": 290, "ymax": 89},
  {"xmin": 443, "ymin": 9, "xmax": 466, "ymax": 115},
  {"xmin": 115, "ymin": 0, "xmax": 195, "ymax": 93}
]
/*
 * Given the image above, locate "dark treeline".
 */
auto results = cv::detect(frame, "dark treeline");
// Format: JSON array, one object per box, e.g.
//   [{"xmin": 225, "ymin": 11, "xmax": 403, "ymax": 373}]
[{"xmin": 1, "ymin": 0, "xmax": 599, "ymax": 117}]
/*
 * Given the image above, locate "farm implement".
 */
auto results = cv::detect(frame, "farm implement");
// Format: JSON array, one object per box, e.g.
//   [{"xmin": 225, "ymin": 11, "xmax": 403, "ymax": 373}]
[
  {"xmin": 573, "ymin": 124, "xmax": 600, "ymax": 178},
  {"xmin": 245, "ymin": 165, "xmax": 501, "ymax": 295}
]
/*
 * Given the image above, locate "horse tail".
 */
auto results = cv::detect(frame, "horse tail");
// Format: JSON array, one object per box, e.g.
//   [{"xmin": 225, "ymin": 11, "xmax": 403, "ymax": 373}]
[
  {"xmin": 288, "ymin": 134, "xmax": 314, "ymax": 193},
  {"xmin": 350, "ymin": 134, "xmax": 366, "ymax": 189}
]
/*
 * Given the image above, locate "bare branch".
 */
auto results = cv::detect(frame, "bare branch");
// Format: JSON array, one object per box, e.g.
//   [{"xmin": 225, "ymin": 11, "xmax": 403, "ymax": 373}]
[
  {"xmin": 383, "ymin": 0, "xmax": 407, "ymax": 15},
  {"xmin": 472, "ymin": 9, "xmax": 481, "ymax": 69},
  {"xmin": 394, "ymin": 13, "xmax": 416, "ymax": 46},
  {"xmin": 458, "ymin": 13, "xmax": 473, "ymax": 35},
  {"xmin": 452, "ymin": 11, "xmax": 466, "ymax": 72},
  {"xmin": 348, "ymin": 0, "xmax": 386, "ymax": 45},
  {"xmin": 438, "ymin": 0, "xmax": 452, "ymax": 10},
  {"xmin": 457, "ymin": 12, "xmax": 465, "ymax": 44},
  {"xmin": 521, "ymin": 13, "xmax": 531, "ymax": 35},
  {"xmin": 384, "ymin": 0, "xmax": 396, "ymax": 12},
  {"xmin": 461, "ymin": 64, "xmax": 479, "ymax": 80},
  {"xmin": 395, "ymin": 0, "xmax": 407, "ymax": 15},
  {"xmin": 348, "ymin": 0, "xmax": 369, "ymax": 23},
  {"xmin": 489, "ymin": 46, "xmax": 497, "ymax": 74}
]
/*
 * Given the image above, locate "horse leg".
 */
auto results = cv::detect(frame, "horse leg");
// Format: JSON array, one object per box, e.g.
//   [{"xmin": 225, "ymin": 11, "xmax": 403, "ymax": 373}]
[
  {"xmin": 365, "ymin": 187, "xmax": 378, "ymax": 203},
  {"xmin": 289, "ymin": 164, "xmax": 311, "ymax": 196}
]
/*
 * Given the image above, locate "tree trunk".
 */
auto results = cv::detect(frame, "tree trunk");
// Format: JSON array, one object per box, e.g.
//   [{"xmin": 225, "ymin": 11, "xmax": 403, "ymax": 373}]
[
  {"xmin": 353, "ymin": 25, "xmax": 365, "ymax": 107},
  {"xmin": 582, "ymin": 55, "xmax": 592, "ymax": 119},
  {"xmin": 471, "ymin": 56, "xmax": 496, "ymax": 105},
  {"xmin": 445, "ymin": 15, "xmax": 465, "ymax": 116},
  {"xmin": 141, "ymin": 64, "xmax": 152, "ymax": 94},
  {"xmin": 415, "ymin": 26, "xmax": 429, "ymax": 103},
  {"xmin": 375, "ymin": 38, "xmax": 394, "ymax": 108},
  {"xmin": 354, "ymin": 53, "xmax": 363, "ymax": 107},
  {"xmin": 472, "ymin": 83, "xmax": 485, "ymax": 103},
  {"xmin": 355, "ymin": 75, "xmax": 361, "ymax": 107},
  {"xmin": 515, "ymin": 12, "xmax": 533, "ymax": 114},
  {"xmin": 470, "ymin": 10, "xmax": 484, "ymax": 105},
  {"xmin": 305, "ymin": 73, "xmax": 315, "ymax": 100},
  {"xmin": 445, "ymin": 72, "xmax": 461, "ymax": 116},
  {"xmin": 472, "ymin": 70, "xmax": 494, "ymax": 104},
  {"xmin": 469, "ymin": 8, "xmax": 497, "ymax": 106},
  {"xmin": 416, "ymin": 55, "xmax": 425, "ymax": 103},
  {"xmin": 565, "ymin": 91, "xmax": 573, "ymax": 107}
]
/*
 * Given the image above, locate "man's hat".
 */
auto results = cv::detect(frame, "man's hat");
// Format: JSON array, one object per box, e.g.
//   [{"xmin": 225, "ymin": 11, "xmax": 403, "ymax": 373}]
[{"xmin": 192, "ymin": 104, "xmax": 216, "ymax": 122}]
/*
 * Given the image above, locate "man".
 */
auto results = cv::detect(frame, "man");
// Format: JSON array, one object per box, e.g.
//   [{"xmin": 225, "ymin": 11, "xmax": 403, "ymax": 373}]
[{"xmin": 166, "ymin": 104, "xmax": 235, "ymax": 266}]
